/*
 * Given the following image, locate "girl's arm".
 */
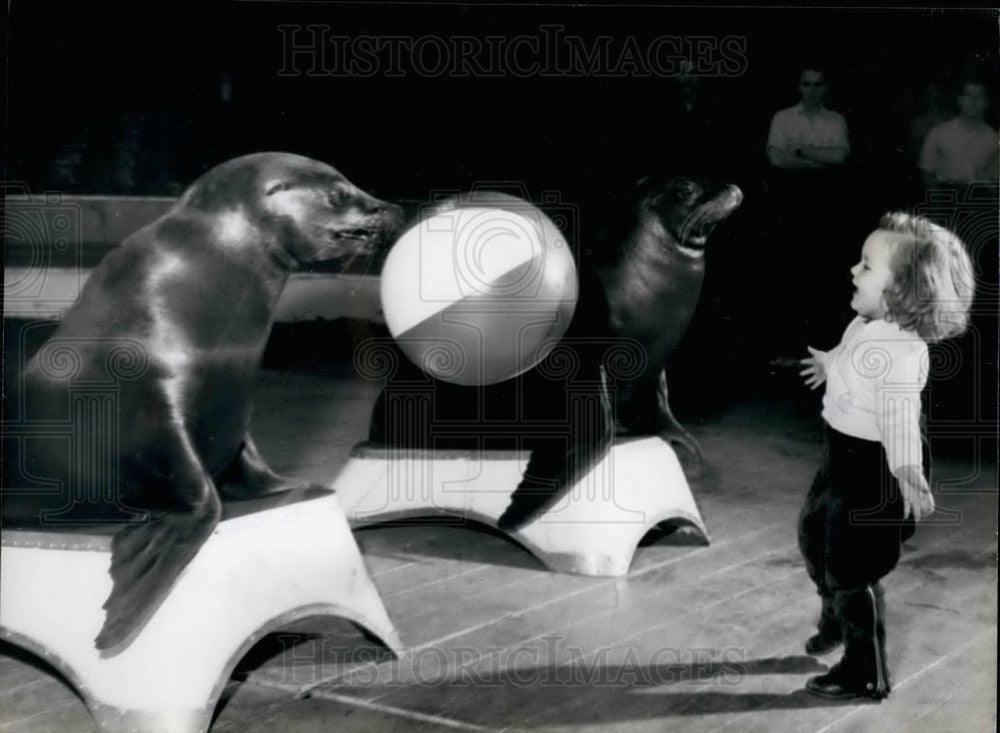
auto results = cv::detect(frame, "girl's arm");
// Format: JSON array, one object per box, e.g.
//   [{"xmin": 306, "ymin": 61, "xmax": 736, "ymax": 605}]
[
  {"xmin": 872, "ymin": 338, "xmax": 931, "ymax": 520},
  {"xmin": 800, "ymin": 318, "xmax": 858, "ymax": 389},
  {"xmin": 896, "ymin": 464, "xmax": 935, "ymax": 522},
  {"xmin": 800, "ymin": 346, "xmax": 830, "ymax": 389}
]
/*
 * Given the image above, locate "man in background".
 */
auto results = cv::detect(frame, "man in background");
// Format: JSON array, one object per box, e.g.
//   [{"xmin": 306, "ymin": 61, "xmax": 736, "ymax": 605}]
[
  {"xmin": 767, "ymin": 67, "xmax": 851, "ymax": 171},
  {"xmin": 762, "ymin": 66, "xmax": 852, "ymax": 360},
  {"xmin": 920, "ymin": 78, "xmax": 999, "ymax": 189}
]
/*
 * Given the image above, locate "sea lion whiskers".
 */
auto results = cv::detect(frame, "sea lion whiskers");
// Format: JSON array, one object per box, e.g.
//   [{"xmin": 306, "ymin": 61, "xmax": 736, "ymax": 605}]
[{"xmin": 331, "ymin": 231, "xmax": 385, "ymax": 275}]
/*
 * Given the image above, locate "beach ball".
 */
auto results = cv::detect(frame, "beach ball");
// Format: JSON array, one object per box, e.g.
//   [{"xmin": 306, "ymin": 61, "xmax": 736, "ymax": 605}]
[{"xmin": 380, "ymin": 191, "xmax": 578, "ymax": 386}]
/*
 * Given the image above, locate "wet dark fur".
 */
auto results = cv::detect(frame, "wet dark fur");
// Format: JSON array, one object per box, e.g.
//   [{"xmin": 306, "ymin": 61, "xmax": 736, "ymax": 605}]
[{"xmin": 2, "ymin": 152, "xmax": 404, "ymax": 652}]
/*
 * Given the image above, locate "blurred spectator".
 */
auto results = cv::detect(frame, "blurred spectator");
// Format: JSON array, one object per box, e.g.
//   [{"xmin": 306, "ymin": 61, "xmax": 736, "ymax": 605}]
[
  {"xmin": 136, "ymin": 113, "xmax": 188, "ymax": 195},
  {"xmin": 762, "ymin": 65, "xmax": 854, "ymax": 357},
  {"xmin": 43, "ymin": 117, "xmax": 96, "ymax": 192},
  {"xmin": 108, "ymin": 116, "xmax": 142, "ymax": 194},
  {"xmin": 908, "ymin": 78, "xmax": 952, "ymax": 164},
  {"xmin": 766, "ymin": 67, "xmax": 850, "ymax": 171},
  {"xmin": 46, "ymin": 142, "xmax": 89, "ymax": 192},
  {"xmin": 919, "ymin": 78, "xmax": 1000, "ymax": 189},
  {"xmin": 653, "ymin": 59, "xmax": 744, "ymax": 178},
  {"xmin": 667, "ymin": 60, "xmax": 716, "ymax": 169},
  {"xmin": 916, "ymin": 77, "xmax": 998, "ymax": 441},
  {"xmin": 46, "ymin": 111, "xmax": 187, "ymax": 195}
]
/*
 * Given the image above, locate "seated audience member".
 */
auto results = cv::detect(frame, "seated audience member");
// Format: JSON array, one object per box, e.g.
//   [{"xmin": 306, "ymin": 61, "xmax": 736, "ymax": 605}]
[{"xmin": 919, "ymin": 78, "xmax": 1000, "ymax": 189}]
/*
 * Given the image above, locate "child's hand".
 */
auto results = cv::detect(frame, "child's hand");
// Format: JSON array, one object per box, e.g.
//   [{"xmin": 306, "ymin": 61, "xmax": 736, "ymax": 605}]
[
  {"xmin": 897, "ymin": 464, "xmax": 935, "ymax": 522},
  {"xmin": 799, "ymin": 346, "xmax": 829, "ymax": 390}
]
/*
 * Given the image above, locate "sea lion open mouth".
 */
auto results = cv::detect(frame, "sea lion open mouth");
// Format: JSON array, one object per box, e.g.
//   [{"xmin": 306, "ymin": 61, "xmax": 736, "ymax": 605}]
[
  {"xmin": 331, "ymin": 227, "xmax": 378, "ymax": 242},
  {"xmin": 315, "ymin": 222, "xmax": 387, "ymax": 261},
  {"xmin": 676, "ymin": 221, "xmax": 713, "ymax": 257},
  {"xmin": 675, "ymin": 184, "xmax": 743, "ymax": 258},
  {"xmin": 313, "ymin": 234, "xmax": 378, "ymax": 263}
]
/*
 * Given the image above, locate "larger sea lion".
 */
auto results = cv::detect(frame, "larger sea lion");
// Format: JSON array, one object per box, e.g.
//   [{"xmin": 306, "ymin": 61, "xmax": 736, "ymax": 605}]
[{"xmin": 3, "ymin": 152, "xmax": 404, "ymax": 651}]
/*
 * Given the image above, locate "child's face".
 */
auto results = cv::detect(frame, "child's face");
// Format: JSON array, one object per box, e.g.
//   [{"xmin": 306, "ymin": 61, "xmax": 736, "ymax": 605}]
[{"xmin": 849, "ymin": 231, "xmax": 899, "ymax": 320}]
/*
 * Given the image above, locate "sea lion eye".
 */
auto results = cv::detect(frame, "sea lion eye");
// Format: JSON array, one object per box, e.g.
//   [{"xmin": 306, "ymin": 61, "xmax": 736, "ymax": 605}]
[
  {"xmin": 670, "ymin": 180, "xmax": 697, "ymax": 198},
  {"xmin": 265, "ymin": 182, "xmax": 290, "ymax": 196}
]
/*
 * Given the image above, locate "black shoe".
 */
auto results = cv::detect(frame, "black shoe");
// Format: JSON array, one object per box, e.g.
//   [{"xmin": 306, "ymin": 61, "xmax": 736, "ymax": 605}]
[
  {"xmin": 806, "ymin": 663, "xmax": 889, "ymax": 701},
  {"xmin": 805, "ymin": 632, "xmax": 842, "ymax": 655}
]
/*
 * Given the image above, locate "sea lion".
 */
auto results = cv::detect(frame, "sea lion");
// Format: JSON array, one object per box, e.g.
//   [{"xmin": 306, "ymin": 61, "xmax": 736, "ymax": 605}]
[
  {"xmin": 496, "ymin": 174, "xmax": 743, "ymax": 529},
  {"xmin": 2, "ymin": 152, "xmax": 404, "ymax": 651},
  {"xmin": 365, "ymin": 175, "xmax": 742, "ymax": 529}
]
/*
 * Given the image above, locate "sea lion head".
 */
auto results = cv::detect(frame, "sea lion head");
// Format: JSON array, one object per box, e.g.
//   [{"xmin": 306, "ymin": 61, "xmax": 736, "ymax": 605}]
[
  {"xmin": 638, "ymin": 175, "xmax": 743, "ymax": 260},
  {"xmin": 180, "ymin": 152, "xmax": 404, "ymax": 267}
]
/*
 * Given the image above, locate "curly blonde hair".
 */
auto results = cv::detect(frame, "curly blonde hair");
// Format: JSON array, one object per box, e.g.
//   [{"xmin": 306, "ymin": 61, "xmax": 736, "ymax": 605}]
[{"xmin": 879, "ymin": 212, "xmax": 976, "ymax": 343}]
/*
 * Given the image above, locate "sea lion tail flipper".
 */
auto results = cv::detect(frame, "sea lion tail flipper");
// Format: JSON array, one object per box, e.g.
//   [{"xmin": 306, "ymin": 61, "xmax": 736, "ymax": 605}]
[
  {"xmin": 655, "ymin": 370, "xmax": 704, "ymax": 473},
  {"xmin": 497, "ymin": 367, "xmax": 614, "ymax": 532},
  {"xmin": 95, "ymin": 490, "xmax": 221, "ymax": 653}
]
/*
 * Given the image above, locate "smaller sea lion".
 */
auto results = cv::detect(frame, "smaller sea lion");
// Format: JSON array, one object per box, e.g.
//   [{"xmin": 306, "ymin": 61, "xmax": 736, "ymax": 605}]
[
  {"xmin": 498, "ymin": 174, "xmax": 744, "ymax": 529},
  {"xmin": 366, "ymin": 175, "xmax": 742, "ymax": 531}
]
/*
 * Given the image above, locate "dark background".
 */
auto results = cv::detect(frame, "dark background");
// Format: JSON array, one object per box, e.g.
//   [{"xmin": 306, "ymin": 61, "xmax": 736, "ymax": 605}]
[
  {"xmin": 5, "ymin": 2, "xmax": 998, "ymax": 460},
  {"xmin": 6, "ymin": 3, "xmax": 998, "ymax": 198}
]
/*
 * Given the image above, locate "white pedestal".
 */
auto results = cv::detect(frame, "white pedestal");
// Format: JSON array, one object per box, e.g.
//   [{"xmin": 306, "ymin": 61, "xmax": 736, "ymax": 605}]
[
  {"xmin": 332, "ymin": 436, "xmax": 710, "ymax": 576},
  {"xmin": 0, "ymin": 490, "xmax": 401, "ymax": 733}
]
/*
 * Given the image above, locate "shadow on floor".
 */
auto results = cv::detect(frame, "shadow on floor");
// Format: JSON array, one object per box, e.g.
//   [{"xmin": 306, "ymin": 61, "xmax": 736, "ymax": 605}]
[
  {"xmin": 354, "ymin": 520, "xmax": 546, "ymax": 572},
  {"xmin": 320, "ymin": 654, "xmax": 871, "ymax": 726},
  {"xmin": 212, "ymin": 626, "xmax": 397, "ymax": 726},
  {"xmin": 0, "ymin": 640, "xmax": 90, "ymax": 708},
  {"xmin": 354, "ymin": 517, "xmax": 709, "ymax": 572}
]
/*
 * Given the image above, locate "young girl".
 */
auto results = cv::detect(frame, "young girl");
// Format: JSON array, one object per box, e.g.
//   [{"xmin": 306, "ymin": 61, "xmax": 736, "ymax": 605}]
[{"xmin": 797, "ymin": 211, "xmax": 975, "ymax": 700}]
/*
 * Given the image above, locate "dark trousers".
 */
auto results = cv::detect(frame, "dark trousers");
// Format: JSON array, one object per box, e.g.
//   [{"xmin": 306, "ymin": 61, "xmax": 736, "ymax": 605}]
[{"xmin": 798, "ymin": 424, "xmax": 919, "ymax": 689}]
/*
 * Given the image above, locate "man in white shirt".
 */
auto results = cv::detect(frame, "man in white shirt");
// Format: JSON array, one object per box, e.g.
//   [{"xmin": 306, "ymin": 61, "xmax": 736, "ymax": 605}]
[
  {"xmin": 763, "ymin": 66, "xmax": 853, "ymax": 357},
  {"xmin": 919, "ymin": 79, "xmax": 1000, "ymax": 188},
  {"xmin": 767, "ymin": 68, "xmax": 851, "ymax": 171}
]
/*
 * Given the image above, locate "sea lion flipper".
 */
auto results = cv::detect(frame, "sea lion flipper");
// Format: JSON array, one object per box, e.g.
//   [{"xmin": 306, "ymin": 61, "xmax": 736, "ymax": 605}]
[
  {"xmin": 218, "ymin": 434, "xmax": 297, "ymax": 499},
  {"xmin": 497, "ymin": 366, "xmax": 614, "ymax": 531},
  {"xmin": 655, "ymin": 370, "xmax": 704, "ymax": 472},
  {"xmin": 96, "ymin": 483, "xmax": 221, "ymax": 652}
]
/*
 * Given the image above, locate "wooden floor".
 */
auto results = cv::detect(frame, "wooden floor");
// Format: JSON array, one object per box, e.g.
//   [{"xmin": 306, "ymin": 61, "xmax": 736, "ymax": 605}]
[{"xmin": 2, "ymin": 366, "xmax": 996, "ymax": 733}]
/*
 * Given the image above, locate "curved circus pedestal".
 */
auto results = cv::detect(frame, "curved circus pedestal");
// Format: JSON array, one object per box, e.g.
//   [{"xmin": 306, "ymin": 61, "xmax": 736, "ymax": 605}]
[
  {"xmin": 0, "ymin": 490, "xmax": 401, "ymax": 733},
  {"xmin": 331, "ymin": 436, "xmax": 710, "ymax": 576}
]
